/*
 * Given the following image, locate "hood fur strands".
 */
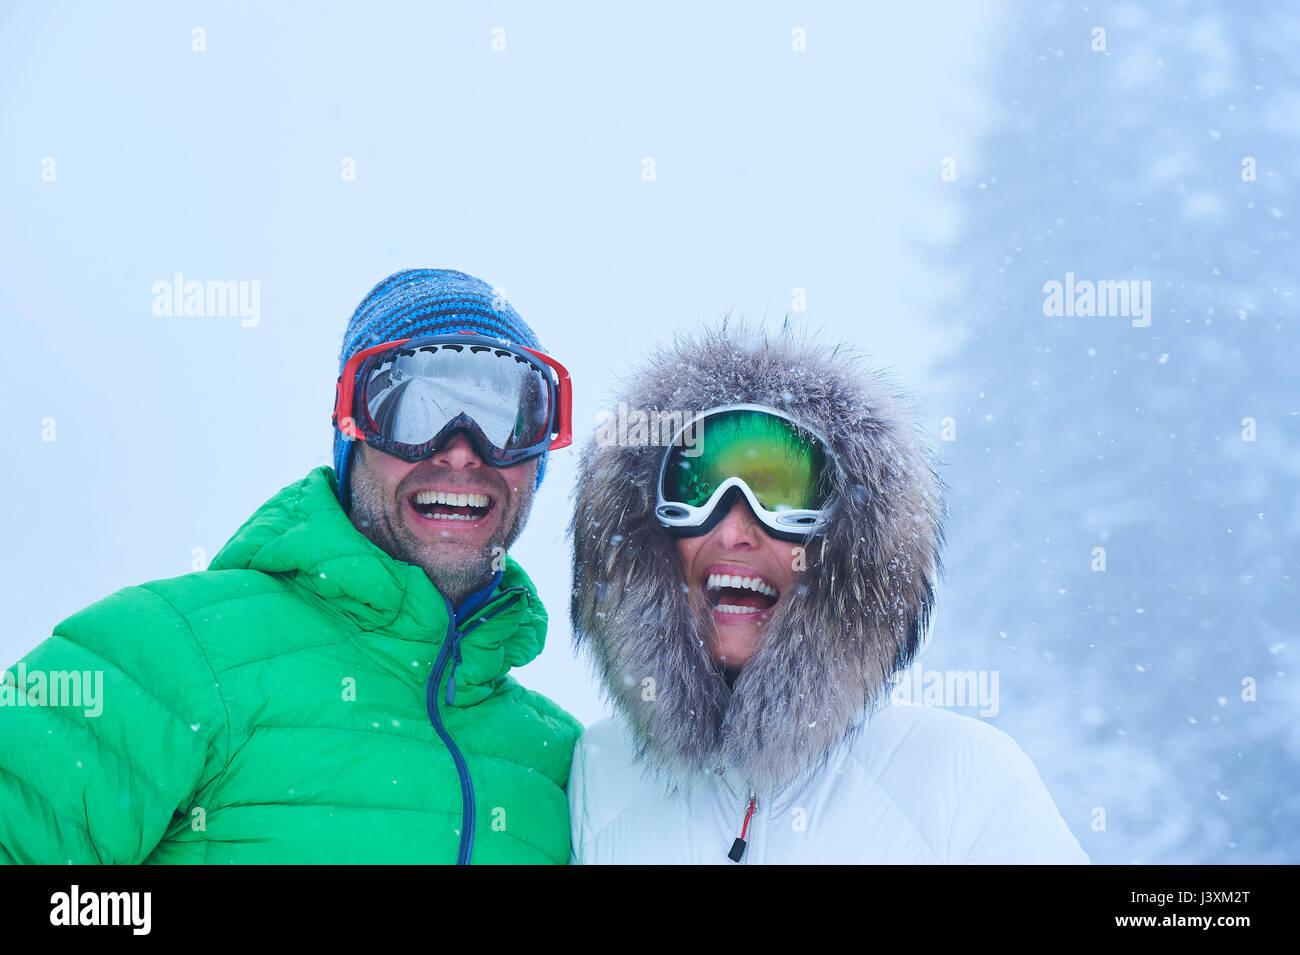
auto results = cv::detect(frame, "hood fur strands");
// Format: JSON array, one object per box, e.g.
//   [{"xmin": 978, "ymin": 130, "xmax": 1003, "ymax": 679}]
[{"xmin": 569, "ymin": 321, "xmax": 947, "ymax": 792}]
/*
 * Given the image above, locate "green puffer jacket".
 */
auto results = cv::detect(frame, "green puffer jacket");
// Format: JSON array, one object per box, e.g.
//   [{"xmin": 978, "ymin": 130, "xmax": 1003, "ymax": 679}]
[{"xmin": 0, "ymin": 466, "xmax": 583, "ymax": 864}]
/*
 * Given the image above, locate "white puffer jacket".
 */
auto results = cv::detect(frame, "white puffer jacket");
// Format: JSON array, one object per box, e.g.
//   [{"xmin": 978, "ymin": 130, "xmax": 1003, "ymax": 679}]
[{"xmin": 569, "ymin": 700, "xmax": 1089, "ymax": 864}]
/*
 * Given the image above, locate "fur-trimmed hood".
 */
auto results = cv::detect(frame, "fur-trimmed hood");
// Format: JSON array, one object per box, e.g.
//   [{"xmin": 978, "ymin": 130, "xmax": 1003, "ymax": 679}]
[{"xmin": 569, "ymin": 322, "xmax": 946, "ymax": 792}]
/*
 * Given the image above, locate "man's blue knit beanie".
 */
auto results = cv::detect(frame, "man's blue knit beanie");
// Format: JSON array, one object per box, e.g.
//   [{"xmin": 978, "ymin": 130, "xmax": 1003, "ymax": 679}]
[{"xmin": 333, "ymin": 269, "xmax": 547, "ymax": 513}]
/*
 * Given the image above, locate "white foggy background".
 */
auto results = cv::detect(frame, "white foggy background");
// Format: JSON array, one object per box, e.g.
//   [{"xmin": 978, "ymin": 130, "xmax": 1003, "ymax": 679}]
[{"xmin": 2, "ymin": 1, "xmax": 1295, "ymax": 863}]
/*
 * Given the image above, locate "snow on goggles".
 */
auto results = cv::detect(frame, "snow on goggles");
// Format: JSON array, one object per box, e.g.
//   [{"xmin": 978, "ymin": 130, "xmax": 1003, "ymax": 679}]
[
  {"xmin": 654, "ymin": 403, "xmax": 837, "ymax": 540},
  {"xmin": 332, "ymin": 332, "xmax": 572, "ymax": 467}
]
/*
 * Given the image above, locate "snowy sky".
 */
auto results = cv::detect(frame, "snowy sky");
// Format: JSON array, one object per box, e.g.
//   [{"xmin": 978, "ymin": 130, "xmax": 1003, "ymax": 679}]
[{"xmin": 0, "ymin": 1, "xmax": 999, "ymax": 725}]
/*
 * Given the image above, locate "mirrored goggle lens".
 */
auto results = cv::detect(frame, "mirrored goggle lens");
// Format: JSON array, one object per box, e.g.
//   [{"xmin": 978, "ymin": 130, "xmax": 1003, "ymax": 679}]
[
  {"xmin": 662, "ymin": 410, "xmax": 832, "ymax": 512},
  {"xmin": 362, "ymin": 343, "xmax": 551, "ymax": 452}
]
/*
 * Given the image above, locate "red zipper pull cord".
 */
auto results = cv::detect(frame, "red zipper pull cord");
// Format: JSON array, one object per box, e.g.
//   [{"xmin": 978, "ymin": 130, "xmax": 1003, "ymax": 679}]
[{"xmin": 728, "ymin": 794, "xmax": 758, "ymax": 862}]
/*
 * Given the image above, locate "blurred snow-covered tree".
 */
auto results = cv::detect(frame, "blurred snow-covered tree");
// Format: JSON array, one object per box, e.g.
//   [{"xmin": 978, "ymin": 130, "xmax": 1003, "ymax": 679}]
[{"xmin": 924, "ymin": 0, "xmax": 1299, "ymax": 863}]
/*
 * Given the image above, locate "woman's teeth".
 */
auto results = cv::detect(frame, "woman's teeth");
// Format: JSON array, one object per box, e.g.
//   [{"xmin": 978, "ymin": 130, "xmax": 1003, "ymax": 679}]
[
  {"xmin": 705, "ymin": 573, "xmax": 777, "ymax": 597},
  {"xmin": 704, "ymin": 572, "xmax": 780, "ymax": 616}
]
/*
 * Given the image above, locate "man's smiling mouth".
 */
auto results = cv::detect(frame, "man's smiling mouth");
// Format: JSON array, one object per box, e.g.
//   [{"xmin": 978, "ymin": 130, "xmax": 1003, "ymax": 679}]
[{"xmin": 408, "ymin": 489, "xmax": 496, "ymax": 523}]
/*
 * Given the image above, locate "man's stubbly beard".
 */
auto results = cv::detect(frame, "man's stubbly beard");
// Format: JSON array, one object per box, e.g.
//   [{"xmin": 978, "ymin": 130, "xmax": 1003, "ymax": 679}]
[{"xmin": 346, "ymin": 451, "xmax": 538, "ymax": 604}]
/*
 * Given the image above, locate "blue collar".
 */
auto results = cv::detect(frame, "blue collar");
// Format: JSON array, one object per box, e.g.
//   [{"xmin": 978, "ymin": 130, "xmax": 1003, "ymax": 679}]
[{"xmin": 453, "ymin": 569, "xmax": 503, "ymax": 626}]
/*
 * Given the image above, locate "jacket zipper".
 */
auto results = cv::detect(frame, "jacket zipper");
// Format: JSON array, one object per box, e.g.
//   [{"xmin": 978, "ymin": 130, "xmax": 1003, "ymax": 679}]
[
  {"xmin": 728, "ymin": 789, "xmax": 758, "ymax": 863},
  {"xmin": 425, "ymin": 586, "xmax": 527, "ymax": 865}
]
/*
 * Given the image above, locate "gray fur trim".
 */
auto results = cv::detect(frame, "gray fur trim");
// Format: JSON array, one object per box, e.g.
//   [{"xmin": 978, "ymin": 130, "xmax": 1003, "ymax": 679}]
[{"xmin": 569, "ymin": 320, "xmax": 946, "ymax": 792}]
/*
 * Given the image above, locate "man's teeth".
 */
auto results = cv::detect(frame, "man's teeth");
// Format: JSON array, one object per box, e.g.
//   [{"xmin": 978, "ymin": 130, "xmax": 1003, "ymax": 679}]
[
  {"xmin": 413, "ymin": 491, "xmax": 491, "ymax": 508},
  {"xmin": 705, "ymin": 573, "xmax": 777, "ymax": 597},
  {"xmin": 715, "ymin": 603, "xmax": 762, "ymax": 614}
]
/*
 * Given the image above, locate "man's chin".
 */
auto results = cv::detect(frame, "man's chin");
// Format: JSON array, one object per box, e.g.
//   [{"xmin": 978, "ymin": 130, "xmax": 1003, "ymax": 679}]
[
  {"xmin": 410, "ymin": 547, "xmax": 498, "ymax": 599},
  {"xmin": 410, "ymin": 536, "xmax": 497, "ymax": 571}
]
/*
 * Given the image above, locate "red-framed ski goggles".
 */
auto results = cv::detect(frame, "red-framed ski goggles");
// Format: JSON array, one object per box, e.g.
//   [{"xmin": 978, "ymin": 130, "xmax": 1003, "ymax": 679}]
[{"xmin": 332, "ymin": 332, "xmax": 573, "ymax": 467}]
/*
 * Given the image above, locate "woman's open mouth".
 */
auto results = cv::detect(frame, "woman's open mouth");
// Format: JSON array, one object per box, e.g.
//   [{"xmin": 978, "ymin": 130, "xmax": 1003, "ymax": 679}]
[
  {"xmin": 408, "ymin": 489, "xmax": 495, "ymax": 524},
  {"xmin": 702, "ymin": 569, "xmax": 780, "ymax": 622}
]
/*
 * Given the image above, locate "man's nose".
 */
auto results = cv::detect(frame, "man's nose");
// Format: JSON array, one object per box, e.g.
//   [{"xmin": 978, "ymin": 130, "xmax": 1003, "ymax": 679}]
[{"xmin": 430, "ymin": 431, "xmax": 483, "ymax": 469}]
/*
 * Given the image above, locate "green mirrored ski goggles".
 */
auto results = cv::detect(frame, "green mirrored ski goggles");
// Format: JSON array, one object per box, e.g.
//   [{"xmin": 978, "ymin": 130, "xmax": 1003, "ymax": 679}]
[{"xmin": 654, "ymin": 404, "xmax": 837, "ymax": 541}]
